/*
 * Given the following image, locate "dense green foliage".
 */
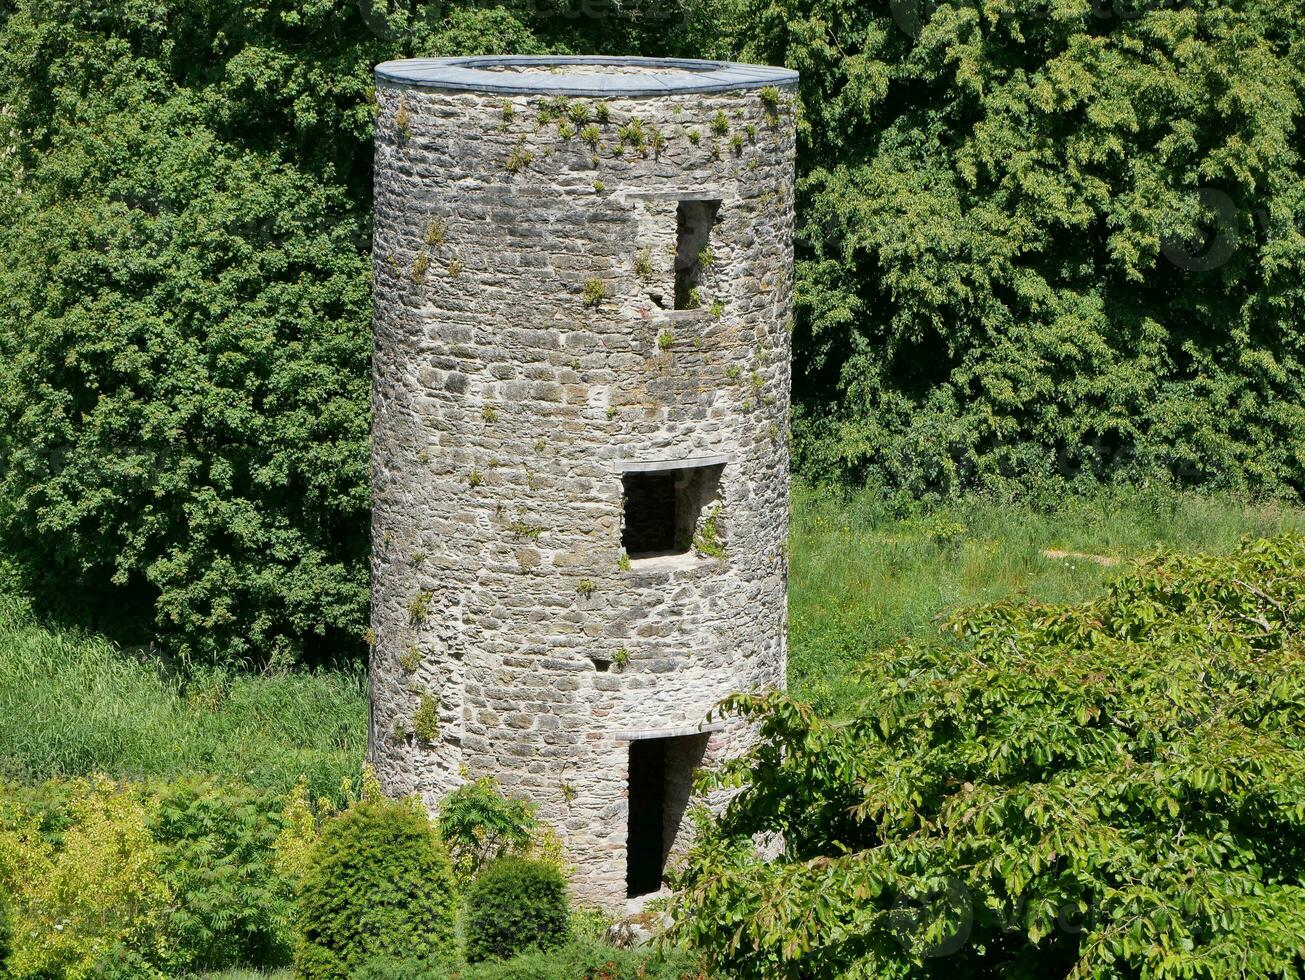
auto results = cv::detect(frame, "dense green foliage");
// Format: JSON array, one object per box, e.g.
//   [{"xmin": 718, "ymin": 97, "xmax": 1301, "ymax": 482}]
[
  {"xmin": 676, "ymin": 533, "xmax": 1305, "ymax": 977},
  {"xmin": 0, "ymin": 0, "xmax": 730, "ymax": 666},
  {"xmin": 439, "ymin": 775, "xmax": 541, "ymax": 883},
  {"xmin": 149, "ymin": 780, "xmax": 295, "ymax": 971},
  {"xmin": 743, "ymin": 0, "xmax": 1305, "ymax": 496},
  {"xmin": 356, "ymin": 938, "xmax": 705, "ymax": 979},
  {"xmin": 0, "ymin": 776, "xmax": 302, "ymax": 977},
  {"xmin": 295, "ymin": 797, "xmax": 458, "ymax": 979},
  {"xmin": 465, "ymin": 857, "xmax": 571, "ymax": 963}
]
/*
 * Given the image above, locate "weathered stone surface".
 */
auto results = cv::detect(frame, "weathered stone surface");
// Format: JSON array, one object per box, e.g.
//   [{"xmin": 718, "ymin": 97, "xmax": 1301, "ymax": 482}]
[{"xmin": 369, "ymin": 56, "xmax": 798, "ymax": 908}]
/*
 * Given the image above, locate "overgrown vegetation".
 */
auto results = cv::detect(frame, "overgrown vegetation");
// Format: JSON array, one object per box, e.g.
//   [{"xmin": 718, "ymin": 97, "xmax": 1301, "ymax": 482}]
[
  {"xmin": 746, "ymin": 0, "xmax": 1305, "ymax": 497},
  {"xmin": 677, "ymin": 532, "xmax": 1305, "ymax": 977}
]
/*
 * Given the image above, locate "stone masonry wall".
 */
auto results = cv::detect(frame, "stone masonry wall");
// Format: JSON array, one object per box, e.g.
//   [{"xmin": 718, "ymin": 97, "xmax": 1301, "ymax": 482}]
[{"xmin": 369, "ymin": 62, "xmax": 798, "ymax": 908}]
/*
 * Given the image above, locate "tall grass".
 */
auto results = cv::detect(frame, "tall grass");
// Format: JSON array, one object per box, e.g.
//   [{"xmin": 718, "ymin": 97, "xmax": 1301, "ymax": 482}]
[
  {"xmin": 0, "ymin": 587, "xmax": 366, "ymax": 800},
  {"xmin": 789, "ymin": 484, "xmax": 1305, "ymax": 714}
]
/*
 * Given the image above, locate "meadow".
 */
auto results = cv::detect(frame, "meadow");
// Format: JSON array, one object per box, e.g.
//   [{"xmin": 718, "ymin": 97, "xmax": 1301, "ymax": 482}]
[{"xmin": 3, "ymin": 485, "xmax": 1302, "ymax": 799}]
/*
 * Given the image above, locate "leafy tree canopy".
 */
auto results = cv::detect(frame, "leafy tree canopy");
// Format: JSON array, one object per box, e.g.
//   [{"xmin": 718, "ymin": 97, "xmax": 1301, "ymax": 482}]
[
  {"xmin": 675, "ymin": 533, "xmax": 1305, "ymax": 978},
  {"xmin": 743, "ymin": 0, "xmax": 1305, "ymax": 497}
]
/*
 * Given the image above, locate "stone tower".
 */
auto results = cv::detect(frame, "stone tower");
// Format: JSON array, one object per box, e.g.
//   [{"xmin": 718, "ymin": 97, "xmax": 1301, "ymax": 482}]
[{"xmin": 369, "ymin": 55, "xmax": 798, "ymax": 908}]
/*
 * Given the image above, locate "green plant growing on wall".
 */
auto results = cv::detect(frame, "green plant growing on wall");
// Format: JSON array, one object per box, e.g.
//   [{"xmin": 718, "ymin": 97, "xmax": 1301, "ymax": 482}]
[
  {"xmin": 710, "ymin": 300, "xmax": 726, "ymax": 319},
  {"xmin": 411, "ymin": 252, "xmax": 429, "ymax": 282},
  {"xmin": 576, "ymin": 579, "xmax": 595, "ymax": 598},
  {"xmin": 758, "ymin": 86, "xmax": 781, "ymax": 110},
  {"xmin": 618, "ymin": 552, "xmax": 631, "ymax": 571},
  {"xmin": 500, "ymin": 100, "xmax": 515, "ymax": 125},
  {"xmin": 651, "ymin": 129, "xmax": 666, "ymax": 156},
  {"xmin": 505, "ymin": 137, "xmax": 534, "ymax": 174},
  {"xmin": 468, "ymin": 469, "xmax": 483, "ymax": 488},
  {"xmin": 745, "ymin": 123, "xmax": 758, "ymax": 142},
  {"xmin": 687, "ymin": 287, "xmax": 702, "ymax": 308},
  {"xmin": 567, "ymin": 102, "xmax": 591, "ymax": 126},
  {"xmin": 391, "ymin": 717, "xmax": 408, "ymax": 744},
  {"xmin": 657, "ymin": 329, "xmax": 675, "ymax": 351},
  {"xmin": 730, "ymin": 133, "xmax": 745, "ymax": 156},
  {"xmin": 687, "ymin": 128, "xmax": 702, "ymax": 145},
  {"xmin": 606, "ymin": 406, "xmax": 617, "ymax": 420},
  {"xmin": 399, "ymin": 646, "xmax": 423, "ymax": 673},
  {"xmin": 448, "ymin": 258, "xmax": 464, "ymax": 277},
  {"xmin": 482, "ymin": 405, "xmax": 498, "ymax": 423},
  {"xmin": 711, "ymin": 111, "xmax": 730, "ymax": 136},
  {"xmin": 407, "ymin": 591, "xmax": 433, "ymax": 626},
  {"xmin": 594, "ymin": 104, "xmax": 610, "ymax": 124},
  {"xmin": 582, "ymin": 278, "xmax": 608, "ymax": 307},
  {"xmin": 618, "ymin": 117, "xmax": 648, "ymax": 155},
  {"xmin": 698, "ymin": 245, "xmax": 715, "ymax": 269},
  {"xmin": 394, "ymin": 100, "xmax": 412, "ymax": 138},
  {"xmin": 726, "ymin": 365, "xmax": 741, "ymax": 381},
  {"xmin": 557, "ymin": 120, "xmax": 575, "ymax": 141},
  {"xmin": 560, "ymin": 784, "xmax": 577, "ymax": 803},
  {"xmin": 611, "ymin": 648, "xmax": 631, "ymax": 670},
  {"xmin": 412, "ymin": 693, "xmax": 440, "ymax": 744},
  {"xmin": 635, "ymin": 248, "xmax": 654, "ymax": 278},
  {"xmin": 592, "ymin": 179, "xmax": 605, "ymax": 193},
  {"xmin": 693, "ymin": 506, "xmax": 727, "ymax": 560},
  {"xmin": 536, "ymin": 96, "xmax": 568, "ymax": 124},
  {"xmin": 425, "ymin": 218, "xmax": 447, "ymax": 247}
]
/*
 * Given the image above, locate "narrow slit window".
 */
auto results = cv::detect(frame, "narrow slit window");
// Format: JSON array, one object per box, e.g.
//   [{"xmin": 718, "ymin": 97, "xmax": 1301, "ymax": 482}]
[
  {"xmin": 674, "ymin": 200, "xmax": 721, "ymax": 310},
  {"xmin": 621, "ymin": 464, "xmax": 723, "ymax": 560}
]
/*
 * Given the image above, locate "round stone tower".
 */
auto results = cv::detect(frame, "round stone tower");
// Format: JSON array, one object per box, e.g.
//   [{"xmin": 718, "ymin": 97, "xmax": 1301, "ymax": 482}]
[{"xmin": 369, "ymin": 55, "xmax": 798, "ymax": 907}]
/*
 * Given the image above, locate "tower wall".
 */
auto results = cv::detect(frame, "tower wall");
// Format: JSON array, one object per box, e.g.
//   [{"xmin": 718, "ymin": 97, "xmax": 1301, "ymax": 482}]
[{"xmin": 369, "ymin": 56, "xmax": 798, "ymax": 907}]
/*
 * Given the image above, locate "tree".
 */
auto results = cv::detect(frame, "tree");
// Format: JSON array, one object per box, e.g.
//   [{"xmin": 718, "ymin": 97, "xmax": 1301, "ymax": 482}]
[
  {"xmin": 675, "ymin": 533, "xmax": 1305, "ymax": 978},
  {"xmin": 741, "ymin": 0, "xmax": 1305, "ymax": 497}
]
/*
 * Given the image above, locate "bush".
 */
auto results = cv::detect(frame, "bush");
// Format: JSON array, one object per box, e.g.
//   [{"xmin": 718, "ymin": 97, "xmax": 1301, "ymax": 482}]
[
  {"xmin": 743, "ymin": 0, "xmax": 1305, "ymax": 497},
  {"xmin": 676, "ymin": 533, "xmax": 1305, "ymax": 977},
  {"xmin": 465, "ymin": 857, "xmax": 570, "ymax": 963},
  {"xmin": 356, "ymin": 938, "xmax": 705, "ymax": 980},
  {"xmin": 1, "ymin": 777, "xmax": 173, "ymax": 979},
  {"xmin": 149, "ymin": 779, "xmax": 294, "ymax": 972},
  {"xmin": 295, "ymin": 797, "xmax": 457, "ymax": 979},
  {"xmin": 439, "ymin": 776, "xmax": 539, "ymax": 884}
]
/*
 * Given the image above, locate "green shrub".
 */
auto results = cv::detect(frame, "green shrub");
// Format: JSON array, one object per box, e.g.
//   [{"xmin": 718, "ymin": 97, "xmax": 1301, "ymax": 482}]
[
  {"xmin": 439, "ymin": 776, "xmax": 538, "ymax": 884},
  {"xmin": 676, "ymin": 533, "xmax": 1305, "ymax": 977},
  {"xmin": 149, "ymin": 779, "xmax": 294, "ymax": 972},
  {"xmin": 0, "ymin": 887, "xmax": 10, "ymax": 976},
  {"xmin": 356, "ymin": 938, "xmax": 703, "ymax": 979},
  {"xmin": 295, "ymin": 797, "xmax": 457, "ymax": 979},
  {"xmin": 2, "ymin": 777, "xmax": 173, "ymax": 979},
  {"xmin": 465, "ymin": 857, "xmax": 570, "ymax": 963}
]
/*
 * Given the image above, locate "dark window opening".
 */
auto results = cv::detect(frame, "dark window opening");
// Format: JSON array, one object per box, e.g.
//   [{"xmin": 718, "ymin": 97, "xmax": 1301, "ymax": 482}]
[
  {"xmin": 621, "ymin": 464, "xmax": 723, "ymax": 560},
  {"xmin": 626, "ymin": 734, "xmax": 709, "ymax": 898},
  {"xmin": 674, "ymin": 200, "xmax": 721, "ymax": 310}
]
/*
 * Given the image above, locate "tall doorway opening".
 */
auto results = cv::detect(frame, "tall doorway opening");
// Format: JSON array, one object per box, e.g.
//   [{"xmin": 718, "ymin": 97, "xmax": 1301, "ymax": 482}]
[{"xmin": 626, "ymin": 733, "xmax": 710, "ymax": 898}]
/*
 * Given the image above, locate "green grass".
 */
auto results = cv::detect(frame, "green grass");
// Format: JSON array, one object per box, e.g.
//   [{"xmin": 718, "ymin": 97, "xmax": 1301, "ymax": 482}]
[
  {"xmin": 789, "ymin": 483, "xmax": 1305, "ymax": 714},
  {"xmin": 0, "ymin": 585, "xmax": 366, "ymax": 801}
]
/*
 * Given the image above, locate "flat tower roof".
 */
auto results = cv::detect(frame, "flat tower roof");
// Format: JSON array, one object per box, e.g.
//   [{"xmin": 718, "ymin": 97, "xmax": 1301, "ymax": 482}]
[{"xmin": 374, "ymin": 55, "xmax": 799, "ymax": 97}]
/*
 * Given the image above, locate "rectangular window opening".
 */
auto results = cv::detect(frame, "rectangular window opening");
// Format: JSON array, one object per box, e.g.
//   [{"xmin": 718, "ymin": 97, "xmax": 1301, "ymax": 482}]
[
  {"xmin": 626, "ymin": 734, "xmax": 709, "ymax": 898},
  {"xmin": 674, "ymin": 200, "xmax": 721, "ymax": 310},
  {"xmin": 621, "ymin": 464, "xmax": 723, "ymax": 561}
]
